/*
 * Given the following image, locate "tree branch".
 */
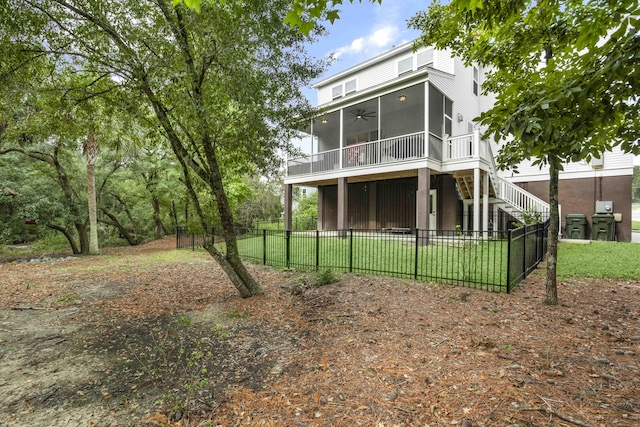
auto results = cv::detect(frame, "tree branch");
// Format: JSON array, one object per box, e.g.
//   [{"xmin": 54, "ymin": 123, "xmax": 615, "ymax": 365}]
[{"xmin": 520, "ymin": 407, "xmax": 592, "ymax": 427}]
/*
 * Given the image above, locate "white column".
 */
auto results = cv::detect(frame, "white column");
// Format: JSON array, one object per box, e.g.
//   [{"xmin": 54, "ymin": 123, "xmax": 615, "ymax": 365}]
[
  {"xmin": 473, "ymin": 167, "xmax": 480, "ymax": 236},
  {"xmin": 424, "ymin": 83, "xmax": 429, "ymax": 158},
  {"xmin": 339, "ymin": 109, "xmax": 344, "ymax": 169},
  {"xmin": 483, "ymin": 171, "xmax": 489, "ymax": 239},
  {"xmin": 473, "ymin": 129, "xmax": 480, "ymax": 158}
]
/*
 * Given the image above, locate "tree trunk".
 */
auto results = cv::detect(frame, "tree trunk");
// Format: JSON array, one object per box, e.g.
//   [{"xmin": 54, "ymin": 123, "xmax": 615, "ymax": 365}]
[
  {"xmin": 46, "ymin": 224, "xmax": 80, "ymax": 254},
  {"xmin": 110, "ymin": 192, "xmax": 139, "ymax": 237},
  {"xmin": 75, "ymin": 222, "xmax": 90, "ymax": 254},
  {"xmin": 151, "ymin": 195, "xmax": 164, "ymax": 239},
  {"xmin": 1, "ymin": 146, "xmax": 90, "ymax": 254},
  {"xmin": 52, "ymin": 147, "xmax": 89, "ymax": 254},
  {"xmin": 138, "ymin": 81, "xmax": 261, "ymax": 297},
  {"xmin": 203, "ymin": 150, "xmax": 262, "ymax": 297},
  {"xmin": 85, "ymin": 130, "xmax": 99, "ymax": 255},
  {"xmin": 545, "ymin": 163, "xmax": 559, "ymax": 305},
  {"xmin": 171, "ymin": 200, "xmax": 178, "ymax": 233},
  {"xmin": 203, "ymin": 242, "xmax": 256, "ymax": 298},
  {"xmin": 100, "ymin": 209, "xmax": 139, "ymax": 245}
]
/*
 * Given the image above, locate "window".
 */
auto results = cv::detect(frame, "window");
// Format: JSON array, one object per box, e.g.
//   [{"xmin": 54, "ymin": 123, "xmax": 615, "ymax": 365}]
[
  {"xmin": 417, "ymin": 49, "xmax": 434, "ymax": 69},
  {"xmin": 345, "ymin": 79, "xmax": 356, "ymax": 95},
  {"xmin": 473, "ymin": 66, "xmax": 479, "ymax": 96},
  {"xmin": 399, "ymin": 50, "xmax": 434, "ymax": 76},
  {"xmin": 467, "ymin": 121, "xmax": 475, "ymax": 133},
  {"xmin": 398, "ymin": 57, "xmax": 413, "ymax": 76},
  {"xmin": 332, "ymin": 85, "xmax": 342, "ymax": 100},
  {"xmin": 444, "ymin": 98, "xmax": 453, "ymax": 136},
  {"xmin": 332, "ymin": 79, "xmax": 356, "ymax": 99}
]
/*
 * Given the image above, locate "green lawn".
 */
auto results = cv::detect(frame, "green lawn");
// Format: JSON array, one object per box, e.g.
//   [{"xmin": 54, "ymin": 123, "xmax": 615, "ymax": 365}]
[
  {"xmin": 227, "ymin": 233, "xmax": 509, "ymax": 291},
  {"xmin": 215, "ymin": 229, "xmax": 639, "ymax": 290},
  {"xmin": 632, "ymin": 220, "xmax": 640, "ymax": 231},
  {"xmin": 558, "ymin": 241, "xmax": 640, "ymax": 280}
]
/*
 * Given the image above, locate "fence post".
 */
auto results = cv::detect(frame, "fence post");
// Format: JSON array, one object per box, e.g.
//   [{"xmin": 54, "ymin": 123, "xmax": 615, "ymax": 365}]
[
  {"xmin": 263, "ymin": 229, "xmax": 267, "ymax": 265},
  {"xmin": 414, "ymin": 228, "xmax": 419, "ymax": 280},
  {"xmin": 506, "ymin": 229, "xmax": 512, "ymax": 293},
  {"xmin": 522, "ymin": 225, "xmax": 527, "ymax": 278},
  {"xmin": 286, "ymin": 230, "xmax": 291, "ymax": 269},
  {"xmin": 191, "ymin": 233, "xmax": 195, "ymax": 251},
  {"xmin": 315, "ymin": 230, "xmax": 319, "ymax": 271},
  {"xmin": 537, "ymin": 222, "xmax": 543, "ymax": 264},
  {"xmin": 349, "ymin": 228, "xmax": 353, "ymax": 273}
]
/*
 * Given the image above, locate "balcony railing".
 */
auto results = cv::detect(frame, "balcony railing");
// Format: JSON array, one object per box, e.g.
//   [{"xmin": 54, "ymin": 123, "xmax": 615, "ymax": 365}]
[
  {"xmin": 286, "ymin": 131, "xmax": 486, "ymax": 177},
  {"xmin": 341, "ymin": 132, "xmax": 425, "ymax": 169},
  {"xmin": 288, "ymin": 132, "xmax": 430, "ymax": 176},
  {"xmin": 287, "ymin": 148, "xmax": 340, "ymax": 176}
]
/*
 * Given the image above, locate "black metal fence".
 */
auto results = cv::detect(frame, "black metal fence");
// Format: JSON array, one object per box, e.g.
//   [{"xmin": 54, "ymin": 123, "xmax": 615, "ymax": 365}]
[
  {"xmin": 177, "ymin": 220, "xmax": 550, "ymax": 293},
  {"xmin": 506, "ymin": 220, "xmax": 550, "ymax": 290},
  {"xmin": 176, "ymin": 226, "xmax": 214, "ymax": 250}
]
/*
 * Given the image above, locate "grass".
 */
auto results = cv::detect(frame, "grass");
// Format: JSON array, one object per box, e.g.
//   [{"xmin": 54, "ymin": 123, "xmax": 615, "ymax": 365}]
[
  {"xmin": 632, "ymin": 220, "xmax": 640, "ymax": 231},
  {"xmin": 558, "ymin": 241, "xmax": 640, "ymax": 280},
  {"xmin": 226, "ymin": 232, "xmax": 509, "ymax": 290}
]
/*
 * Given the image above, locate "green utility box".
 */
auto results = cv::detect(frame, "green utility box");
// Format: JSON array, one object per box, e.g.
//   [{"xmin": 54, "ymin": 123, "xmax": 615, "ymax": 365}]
[
  {"xmin": 565, "ymin": 214, "xmax": 587, "ymax": 239},
  {"xmin": 591, "ymin": 214, "xmax": 615, "ymax": 241}
]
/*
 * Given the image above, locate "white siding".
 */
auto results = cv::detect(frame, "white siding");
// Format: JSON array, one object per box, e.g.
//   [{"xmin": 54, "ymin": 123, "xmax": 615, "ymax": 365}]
[
  {"xmin": 428, "ymin": 59, "xmax": 483, "ymax": 137},
  {"xmin": 317, "ymin": 57, "xmax": 399, "ymax": 104},
  {"xmin": 433, "ymin": 49, "xmax": 454, "ymax": 74},
  {"xmin": 478, "ymin": 67, "xmax": 496, "ymax": 115},
  {"xmin": 316, "ymin": 48, "xmax": 456, "ymax": 106},
  {"xmin": 313, "ymin": 42, "xmax": 633, "ymax": 183},
  {"xmin": 496, "ymin": 145, "xmax": 633, "ymax": 182},
  {"xmin": 358, "ymin": 54, "xmax": 401, "ymax": 90}
]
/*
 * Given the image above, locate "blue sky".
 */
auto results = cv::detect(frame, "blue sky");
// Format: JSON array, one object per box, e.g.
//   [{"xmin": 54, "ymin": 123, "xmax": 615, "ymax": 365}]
[
  {"xmin": 302, "ymin": 0, "xmax": 426, "ymax": 103},
  {"xmin": 301, "ymin": 2, "xmax": 640, "ymax": 167}
]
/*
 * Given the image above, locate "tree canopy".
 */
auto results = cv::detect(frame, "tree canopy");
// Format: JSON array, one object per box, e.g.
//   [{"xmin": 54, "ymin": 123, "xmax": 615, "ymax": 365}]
[
  {"xmin": 174, "ymin": 0, "xmax": 381, "ymax": 33},
  {"xmin": 409, "ymin": 0, "xmax": 640, "ymax": 304},
  {"xmin": 1, "ymin": 0, "xmax": 326, "ymax": 296}
]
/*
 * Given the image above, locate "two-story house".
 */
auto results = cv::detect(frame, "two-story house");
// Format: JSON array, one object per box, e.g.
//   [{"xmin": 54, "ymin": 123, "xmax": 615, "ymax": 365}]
[{"xmin": 283, "ymin": 42, "xmax": 634, "ymax": 241}]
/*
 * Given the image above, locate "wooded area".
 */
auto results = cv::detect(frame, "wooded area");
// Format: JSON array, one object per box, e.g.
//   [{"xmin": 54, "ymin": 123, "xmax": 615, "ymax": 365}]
[{"xmin": 1, "ymin": 0, "xmax": 326, "ymax": 295}]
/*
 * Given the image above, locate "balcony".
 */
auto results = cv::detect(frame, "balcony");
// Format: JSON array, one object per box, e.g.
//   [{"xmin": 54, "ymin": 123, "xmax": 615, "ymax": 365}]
[{"xmin": 287, "ymin": 131, "xmax": 485, "ymax": 178}]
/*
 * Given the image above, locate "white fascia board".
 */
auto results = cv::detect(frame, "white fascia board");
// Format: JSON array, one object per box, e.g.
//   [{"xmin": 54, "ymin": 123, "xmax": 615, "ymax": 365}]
[
  {"xmin": 284, "ymin": 158, "xmax": 439, "ymax": 186},
  {"xmin": 504, "ymin": 167, "xmax": 634, "ymax": 183}
]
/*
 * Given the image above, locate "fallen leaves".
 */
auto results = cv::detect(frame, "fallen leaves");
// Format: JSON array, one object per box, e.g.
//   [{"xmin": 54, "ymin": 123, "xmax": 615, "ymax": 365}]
[{"xmin": 1, "ymin": 238, "xmax": 639, "ymax": 426}]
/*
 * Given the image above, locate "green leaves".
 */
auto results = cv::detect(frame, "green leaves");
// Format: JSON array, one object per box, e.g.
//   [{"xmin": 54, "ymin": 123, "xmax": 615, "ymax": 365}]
[
  {"xmin": 413, "ymin": 0, "xmax": 640, "ymax": 169},
  {"xmin": 284, "ymin": 0, "xmax": 382, "ymax": 33}
]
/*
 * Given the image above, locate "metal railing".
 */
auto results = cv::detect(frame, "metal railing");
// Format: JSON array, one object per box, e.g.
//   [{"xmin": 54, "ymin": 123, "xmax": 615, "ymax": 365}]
[
  {"xmin": 177, "ymin": 222, "xmax": 550, "ymax": 293},
  {"xmin": 506, "ymin": 220, "xmax": 549, "ymax": 290},
  {"xmin": 176, "ymin": 226, "xmax": 207, "ymax": 250}
]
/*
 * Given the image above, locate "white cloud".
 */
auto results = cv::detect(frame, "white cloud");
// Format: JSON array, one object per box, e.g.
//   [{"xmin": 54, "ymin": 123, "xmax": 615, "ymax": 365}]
[
  {"xmin": 332, "ymin": 25, "xmax": 399, "ymax": 60},
  {"xmin": 333, "ymin": 37, "xmax": 365, "ymax": 59},
  {"xmin": 369, "ymin": 26, "xmax": 398, "ymax": 48}
]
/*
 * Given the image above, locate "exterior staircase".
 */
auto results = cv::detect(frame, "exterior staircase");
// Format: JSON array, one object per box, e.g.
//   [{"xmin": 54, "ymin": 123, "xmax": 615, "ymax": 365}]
[{"xmin": 448, "ymin": 133, "xmax": 550, "ymax": 222}]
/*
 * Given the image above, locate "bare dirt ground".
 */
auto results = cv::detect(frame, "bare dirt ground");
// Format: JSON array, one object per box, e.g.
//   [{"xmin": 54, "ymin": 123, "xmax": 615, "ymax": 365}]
[{"xmin": 0, "ymin": 237, "xmax": 638, "ymax": 427}]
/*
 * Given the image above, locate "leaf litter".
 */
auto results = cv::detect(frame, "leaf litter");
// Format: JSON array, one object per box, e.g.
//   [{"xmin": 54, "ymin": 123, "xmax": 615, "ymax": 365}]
[{"xmin": 0, "ymin": 237, "xmax": 638, "ymax": 426}]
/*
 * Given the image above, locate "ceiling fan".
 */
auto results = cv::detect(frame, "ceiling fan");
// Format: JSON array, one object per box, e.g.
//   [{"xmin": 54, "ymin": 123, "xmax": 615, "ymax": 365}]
[{"xmin": 349, "ymin": 109, "xmax": 376, "ymax": 122}]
